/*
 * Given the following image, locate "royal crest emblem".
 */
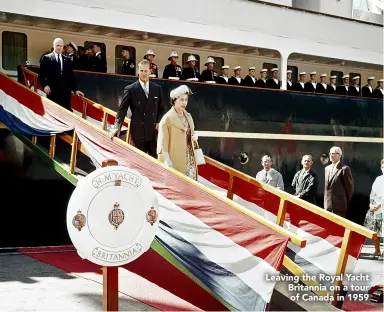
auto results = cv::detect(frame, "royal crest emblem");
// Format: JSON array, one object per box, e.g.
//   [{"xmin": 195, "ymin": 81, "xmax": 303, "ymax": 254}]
[
  {"xmin": 108, "ymin": 202, "xmax": 125, "ymax": 229},
  {"xmin": 146, "ymin": 206, "xmax": 158, "ymax": 226},
  {"xmin": 72, "ymin": 210, "xmax": 86, "ymax": 231}
]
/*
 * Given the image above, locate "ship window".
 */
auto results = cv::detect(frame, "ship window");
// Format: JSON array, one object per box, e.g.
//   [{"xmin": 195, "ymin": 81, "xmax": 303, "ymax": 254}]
[
  {"xmin": 2, "ymin": 31, "xmax": 27, "ymax": 71},
  {"xmin": 212, "ymin": 56, "xmax": 224, "ymax": 74},
  {"xmin": 331, "ymin": 71, "xmax": 343, "ymax": 86},
  {"xmin": 349, "ymin": 72, "xmax": 361, "ymax": 87},
  {"xmin": 262, "ymin": 63, "xmax": 278, "ymax": 78},
  {"xmin": 115, "ymin": 45, "xmax": 136, "ymax": 74},
  {"xmin": 288, "ymin": 66, "xmax": 298, "ymax": 84},
  {"xmin": 182, "ymin": 53, "xmax": 200, "ymax": 72}
]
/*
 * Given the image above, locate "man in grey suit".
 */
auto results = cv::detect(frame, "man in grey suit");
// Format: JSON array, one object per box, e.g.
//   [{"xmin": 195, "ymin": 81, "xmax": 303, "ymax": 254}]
[
  {"xmin": 111, "ymin": 60, "xmax": 165, "ymax": 158},
  {"xmin": 255, "ymin": 155, "xmax": 284, "ymax": 190},
  {"xmin": 292, "ymin": 155, "xmax": 318, "ymax": 205},
  {"xmin": 324, "ymin": 146, "xmax": 354, "ymax": 218}
]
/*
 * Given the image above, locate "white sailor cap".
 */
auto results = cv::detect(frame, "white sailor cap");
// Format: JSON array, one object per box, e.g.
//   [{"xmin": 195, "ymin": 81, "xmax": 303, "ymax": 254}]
[
  {"xmin": 233, "ymin": 66, "xmax": 241, "ymax": 71},
  {"xmin": 342, "ymin": 75, "xmax": 349, "ymax": 79},
  {"xmin": 248, "ymin": 66, "xmax": 256, "ymax": 70},
  {"xmin": 367, "ymin": 77, "xmax": 375, "ymax": 80},
  {"xmin": 68, "ymin": 41, "xmax": 78, "ymax": 52},
  {"xmin": 299, "ymin": 72, "xmax": 306, "ymax": 75},
  {"xmin": 170, "ymin": 85, "xmax": 193, "ymax": 100},
  {"xmin": 310, "ymin": 71, "xmax": 317, "ymax": 75},
  {"xmin": 144, "ymin": 49, "xmax": 155, "ymax": 57},
  {"xmin": 204, "ymin": 57, "xmax": 216, "ymax": 65},
  {"xmin": 320, "ymin": 74, "xmax": 327, "ymax": 77},
  {"xmin": 330, "ymin": 75, "xmax": 337, "ymax": 79},
  {"xmin": 271, "ymin": 68, "xmax": 279, "ymax": 72},
  {"xmin": 287, "ymin": 70, "xmax": 292, "ymax": 74},
  {"xmin": 379, "ymin": 79, "xmax": 384, "ymax": 82},
  {"xmin": 168, "ymin": 50, "xmax": 178, "ymax": 60},
  {"xmin": 260, "ymin": 69, "xmax": 268, "ymax": 73},
  {"xmin": 221, "ymin": 65, "xmax": 230, "ymax": 69},
  {"xmin": 352, "ymin": 76, "xmax": 360, "ymax": 80},
  {"xmin": 186, "ymin": 54, "xmax": 197, "ymax": 62}
]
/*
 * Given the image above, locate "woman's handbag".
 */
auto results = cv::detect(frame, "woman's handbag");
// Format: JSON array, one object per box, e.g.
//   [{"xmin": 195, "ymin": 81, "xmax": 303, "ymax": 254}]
[{"xmin": 194, "ymin": 141, "xmax": 206, "ymax": 165}]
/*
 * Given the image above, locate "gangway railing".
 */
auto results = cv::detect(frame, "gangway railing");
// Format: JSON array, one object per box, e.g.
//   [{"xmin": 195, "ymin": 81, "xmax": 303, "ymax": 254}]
[
  {"xmin": 20, "ymin": 67, "xmax": 377, "ymax": 307},
  {"xmin": 1, "ymin": 70, "xmax": 308, "ymax": 311}
]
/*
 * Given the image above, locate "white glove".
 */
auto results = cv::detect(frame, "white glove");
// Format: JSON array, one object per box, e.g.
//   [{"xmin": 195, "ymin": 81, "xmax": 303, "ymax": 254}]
[
  {"xmin": 192, "ymin": 133, "xmax": 198, "ymax": 142},
  {"xmin": 163, "ymin": 152, "xmax": 173, "ymax": 168}
]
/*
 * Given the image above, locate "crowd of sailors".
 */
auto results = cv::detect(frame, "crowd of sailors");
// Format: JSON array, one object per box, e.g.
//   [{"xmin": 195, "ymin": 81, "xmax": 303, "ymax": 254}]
[{"xmin": 40, "ymin": 41, "xmax": 384, "ymax": 99}]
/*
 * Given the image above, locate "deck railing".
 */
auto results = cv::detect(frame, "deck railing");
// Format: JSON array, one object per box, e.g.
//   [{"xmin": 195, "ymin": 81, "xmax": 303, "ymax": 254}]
[{"xmin": 19, "ymin": 66, "xmax": 377, "ymax": 307}]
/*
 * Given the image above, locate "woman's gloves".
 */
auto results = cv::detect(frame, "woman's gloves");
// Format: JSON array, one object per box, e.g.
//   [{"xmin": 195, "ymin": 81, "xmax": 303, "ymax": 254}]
[
  {"xmin": 162, "ymin": 152, "xmax": 173, "ymax": 168},
  {"xmin": 192, "ymin": 133, "xmax": 198, "ymax": 142}
]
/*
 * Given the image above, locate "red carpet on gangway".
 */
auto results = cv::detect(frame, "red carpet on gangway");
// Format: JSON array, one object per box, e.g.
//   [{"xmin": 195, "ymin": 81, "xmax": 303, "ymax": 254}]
[{"xmin": 19, "ymin": 246, "xmax": 228, "ymax": 311}]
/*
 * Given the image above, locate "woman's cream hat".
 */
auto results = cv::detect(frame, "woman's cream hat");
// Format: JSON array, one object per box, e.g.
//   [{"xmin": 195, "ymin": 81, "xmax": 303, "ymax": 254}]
[{"xmin": 170, "ymin": 85, "xmax": 193, "ymax": 100}]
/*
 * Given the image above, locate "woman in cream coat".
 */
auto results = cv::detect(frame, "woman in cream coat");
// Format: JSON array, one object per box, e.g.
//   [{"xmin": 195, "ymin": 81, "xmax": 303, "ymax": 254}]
[{"xmin": 157, "ymin": 85, "xmax": 198, "ymax": 180}]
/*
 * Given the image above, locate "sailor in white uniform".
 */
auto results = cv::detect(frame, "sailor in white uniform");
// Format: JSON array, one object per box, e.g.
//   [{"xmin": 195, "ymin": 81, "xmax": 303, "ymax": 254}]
[{"xmin": 255, "ymin": 155, "xmax": 284, "ymax": 190}]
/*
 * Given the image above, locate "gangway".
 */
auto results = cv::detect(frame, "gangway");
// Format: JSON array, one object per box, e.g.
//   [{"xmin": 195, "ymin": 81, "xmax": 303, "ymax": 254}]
[
  {"xmin": 4, "ymin": 68, "xmax": 379, "ymax": 310},
  {"xmin": 0, "ymin": 71, "xmax": 310, "ymax": 311}
]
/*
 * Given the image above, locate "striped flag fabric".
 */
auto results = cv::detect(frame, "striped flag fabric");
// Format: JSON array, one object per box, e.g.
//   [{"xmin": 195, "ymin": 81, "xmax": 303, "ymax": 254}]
[
  {"xmin": 0, "ymin": 72, "xmax": 291, "ymax": 311},
  {"xmin": 198, "ymin": 163, "xmax": 367, "ymax": 293}
]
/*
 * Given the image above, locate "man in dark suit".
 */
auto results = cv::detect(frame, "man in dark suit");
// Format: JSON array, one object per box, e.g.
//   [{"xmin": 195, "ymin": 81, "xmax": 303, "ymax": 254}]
[
  {"xmin": 39, "ymin": 38, "xmax": 83, "ymax": 110},
  {"xmin": 111, "ymin": 60, "xmax": 165, "ymax": 158},
  {"xmin": 324, "ymin": 146, "xmax": 354, "ymax": 219},
  {"xmin": 92, "ymin": 43, "xmax": 107, "ymax": 73},
  {"xmin": 292, "ymin": 155, "xmax": 318, "ymax": 205}
]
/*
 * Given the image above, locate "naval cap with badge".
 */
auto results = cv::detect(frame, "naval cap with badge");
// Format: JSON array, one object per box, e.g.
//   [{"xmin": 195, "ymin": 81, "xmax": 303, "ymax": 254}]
[{"xmin": 68, "ymin": 41, "xmax": 78, "ymax": 52}]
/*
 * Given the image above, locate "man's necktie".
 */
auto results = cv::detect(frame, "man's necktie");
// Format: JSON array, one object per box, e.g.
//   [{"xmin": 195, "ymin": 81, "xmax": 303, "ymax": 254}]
[
  {"xmin": 57, "ymin": 54, "xmax": 62, "ymax": 72},
  {"xmin": 143, "ymin": 84, "xmax": 149, "ymax": 98}
]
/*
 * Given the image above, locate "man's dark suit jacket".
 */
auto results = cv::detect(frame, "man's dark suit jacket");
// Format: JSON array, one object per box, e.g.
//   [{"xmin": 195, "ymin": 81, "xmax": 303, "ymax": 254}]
[
  {"xmin": 38, "ymin": 52, "xmax": 78, "ymax": 110},
  {"xmin": 324, "ymin": 162, "xmax": 354, "ymax": 218},
  {"xmin": 114, "ymin": 80, "xmax": 165, "ymax": 143},
  {"xmin": 291, "ymin": 169, "xmax": 318, "ymax": 204},
  {"xmin": 92, "ymin": 52, "xmax": 107, "ymax": 73}
]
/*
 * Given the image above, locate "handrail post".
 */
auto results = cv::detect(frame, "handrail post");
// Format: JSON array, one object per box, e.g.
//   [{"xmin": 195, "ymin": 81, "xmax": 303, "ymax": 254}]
[
  {"xmin": 69, "ymin": 131, "xmax": 78, "ymax": 174},
  {"xmin": 332, "ymin": 228, "xmax": 351, "ymax": 307},
  {"xmin": 81, "ymin": 99, "xmax": 87, "ymax": 119},
  {"xmin": 276, "ymin": 199, "xmax": 288, "ymax": 226},
  {"xmin": 102, "ymin": 111, "xmax": 108, "ymax": 130},
  {"xmin": 48, "ymin": 135, "xmax": 56, "ymax": 158},
  {"xmin": 227, "ymin": 175, "xmax": 234, "ymax": 200},
  {"xmin": 102, "ymin": 159, "xmax": 119, "ymax": 312},
  {"xmin": 125, "ymin": 120, "xmax": 131, "ymax": 143}
]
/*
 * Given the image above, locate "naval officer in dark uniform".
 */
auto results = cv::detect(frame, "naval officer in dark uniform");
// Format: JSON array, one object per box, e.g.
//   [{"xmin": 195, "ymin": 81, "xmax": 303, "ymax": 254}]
[
  {"xmin": 292, "ymin": 72, "xmax": 306, "ymax": 92},
  {"xmin": 266, "ymin": 68, "xmax": 280, "ymax": 89},
  {"xmin": 39, "ymin": 38, "xmax": 84, "ymax": 110},
  {"xmin": 121, "ymin": 46, "xmax": 136, "ymax": 76},
  {"xmin": 362, "ymin": 77, "xmax": 375, "ymax": 98},
  {"xmin": 304, "ymin": 72, "xmax": 317, "ymax": 93},
  {"xmin": 373, "ymin": 79, "xmax": 383, "ymax": 99},
  {"xmin": 162, "ymin": 51, "xmax": 182, "ymax": 80},
  {"xmin": 347, "ymin": 76, "xmax": 361, "ymax": 96},
  {"xmin": 144, "ymin": 49, "xmax": 158, "ymax": 78},
  {"xmin": 181, "ymin": 54, "xmax": 200, "ymax": 81},
  {"xmin": 327, "ymin": 75, "xmax": 338, "ymax": 94},
  {"xmin": 111, "ymin": 60, "xmax": 165, "ymax": 158},
  {"xmin": 200, "ymin": 57, "xmax": 217, "ymax": 83},
  {"xmin": 315, "ymin": 74, "xmax": 328, "ymax": 93},
  {"xmin": 338, "ymin": 75, "xmax": 349, "ymax": 95},
  {"xmin": 255, "ymin": 69, "xmax": 268, "ymax": 88}
]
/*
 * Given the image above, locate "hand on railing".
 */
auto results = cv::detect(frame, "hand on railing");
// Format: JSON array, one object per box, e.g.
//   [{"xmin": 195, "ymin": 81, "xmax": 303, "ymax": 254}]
[
  {"xmin": 109, "ymin": 124, "xmax": 119, "ymax": 139},
  {"xmin": 75, "ymin": 90, "xmax": 84, "ymax": 97}
]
